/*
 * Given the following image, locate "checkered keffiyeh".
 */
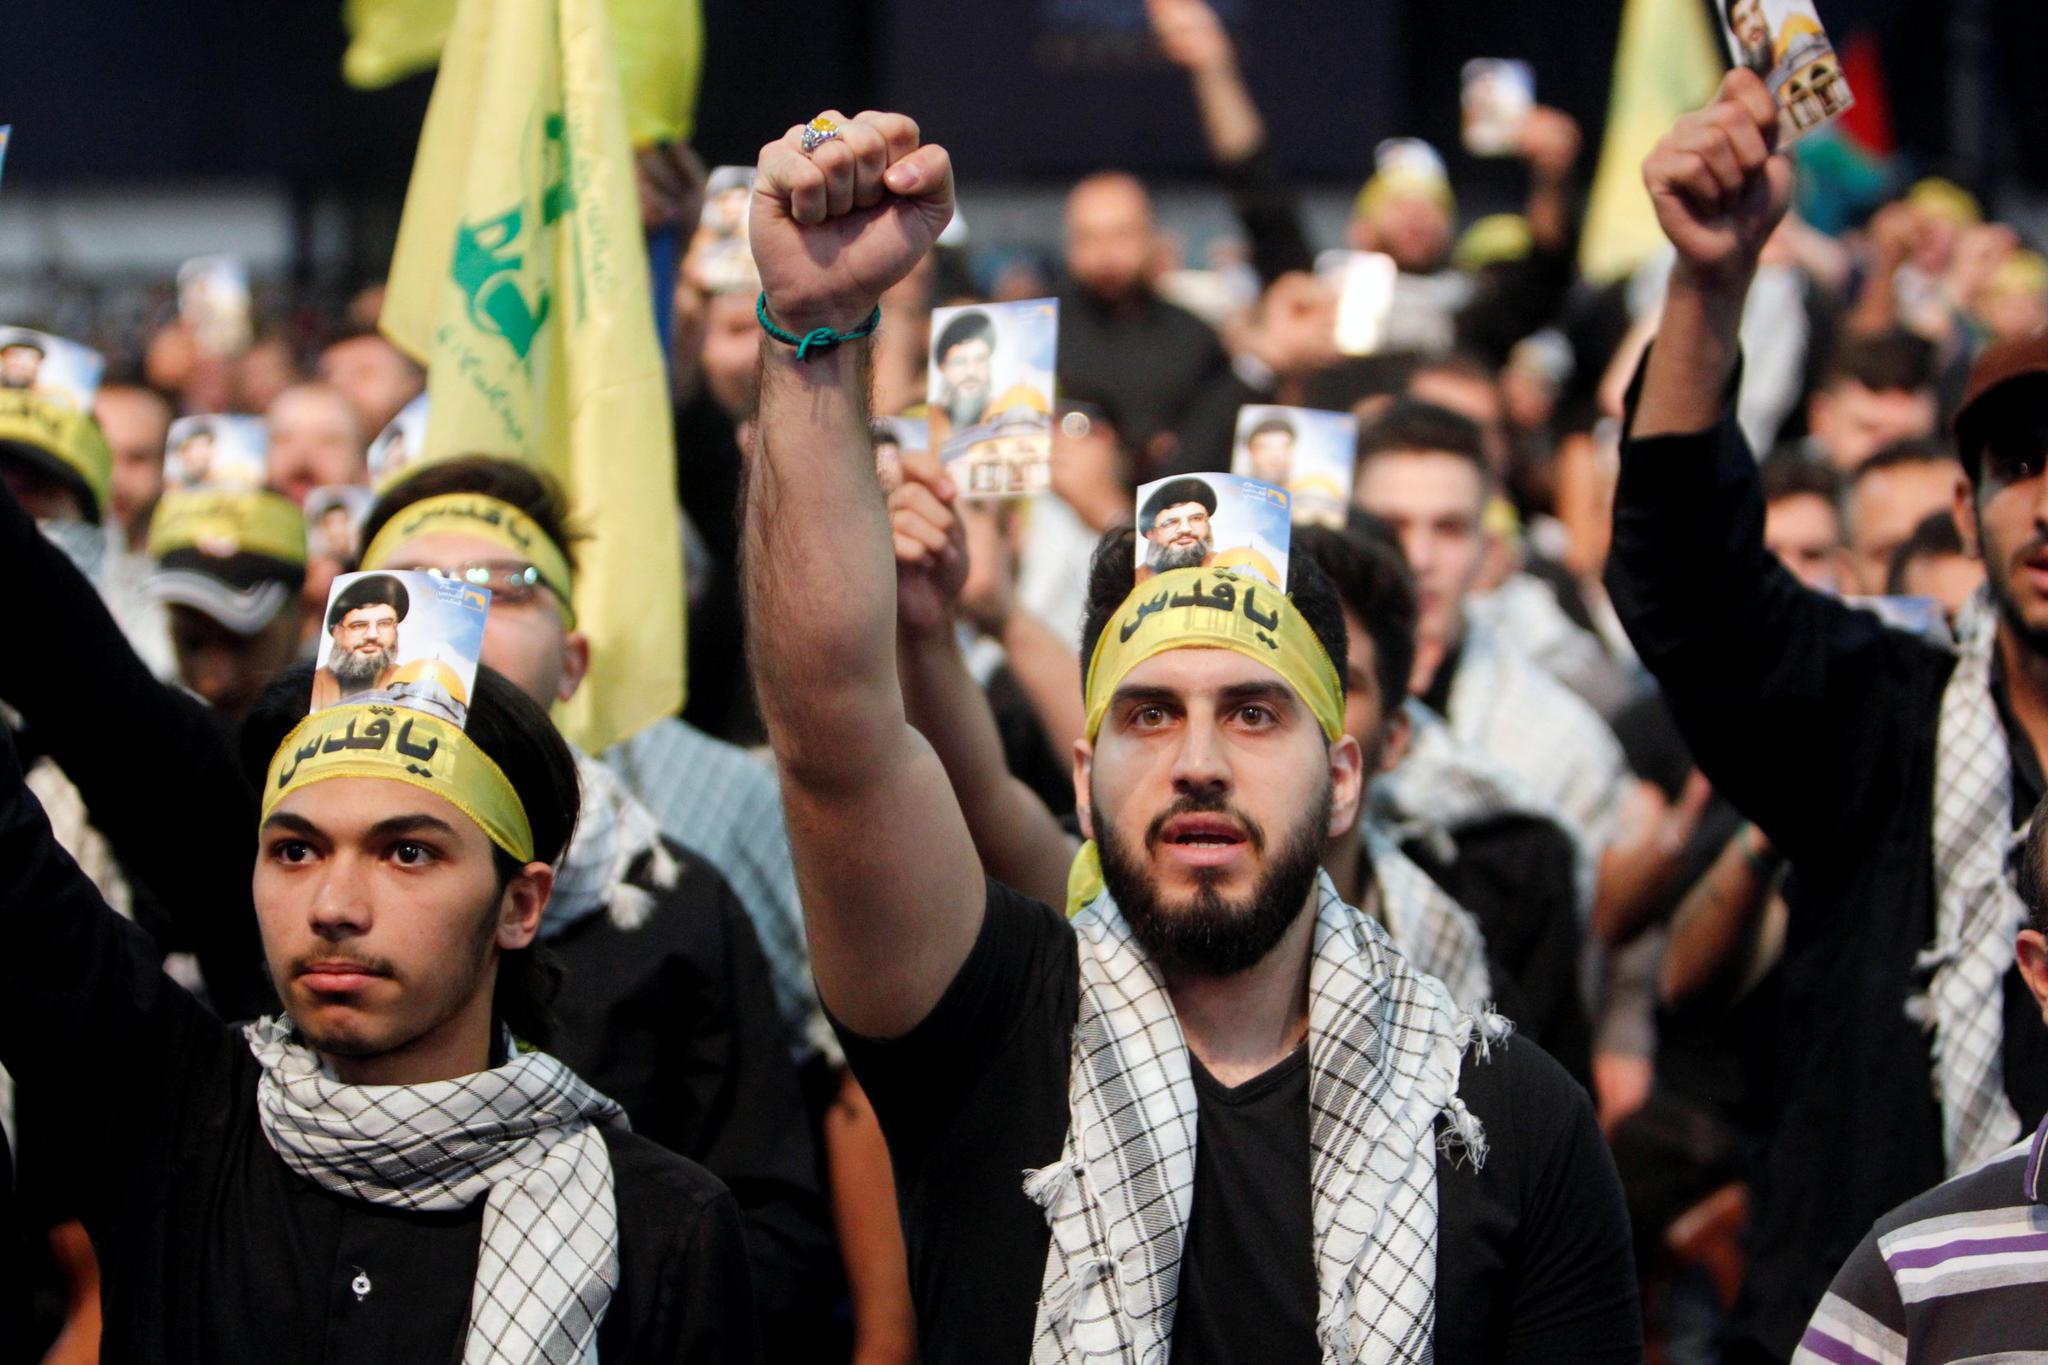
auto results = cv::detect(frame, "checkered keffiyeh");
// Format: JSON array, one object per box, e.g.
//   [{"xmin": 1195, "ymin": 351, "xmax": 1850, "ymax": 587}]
[
  {"xmin": 1363, "ymin": 823, "xmax": 1492, "ymax": 1012},
  {"xmin": 1918, "ymin": 591, "xmax": 2026, "ymax": 1173},
  {"xmin": 1446, "ymin": 614, "xmax": 1627, "ymax": 852},
  {"xmin": 1025, "ymin": 871, "xmax": 1511, "ymax": 1363},
  {"xmin": 544, "ymin": 748, "xmax": 680, "ymax": 940},
  {"xmin": 247, "ymin": 1018, "xmax": 628, "ymax": 1365}
]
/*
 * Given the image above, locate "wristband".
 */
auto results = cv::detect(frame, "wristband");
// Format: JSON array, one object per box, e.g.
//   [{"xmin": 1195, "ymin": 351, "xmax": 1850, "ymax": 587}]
[{"xmin": 757, "ymin": 293, "xmax": 882, "ymax": 361}]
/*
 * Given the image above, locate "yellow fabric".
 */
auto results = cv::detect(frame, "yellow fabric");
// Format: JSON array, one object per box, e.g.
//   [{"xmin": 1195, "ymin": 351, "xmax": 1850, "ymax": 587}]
[
  {"xmin": 263, "ymin": 704, "xmax": 535, "ymax": 862},
  {"xmin": 0, "ymin": 391, "xmax": 110, "ymax": 517},
  {"xmin": 1453, "ymin": 214, "xmax": 1534, "ymax": 273},
  {"xmin": 380, "ymin": 0, "xmax": 683, "ymax": 752},
  {"xmin": 360, "ymin": 492, "xmax": 577, "ymax": 627},
  {"xmin": 1909, "ymin": 178, "xmax": 1983, "ymax": 228},
  {"xmin": 1352, "ymin": 169, "xmax": 1455, "ymax": 226},
  {"xmin": 342, "ymin": 0, "xmax": 702, "ymax": 146},
  {"xmin": 1577, "ymin": 0, "xmax": 1723, "ymax": 284},
  {"xmin": 1083, "ymin": 566, "xmax": 1344, "ymax": 746},
  {"xmin": 1065, "ymin": 839, "xmax": 1105, "ymax": 920},
  {"xmin": 148, "ymin": 489, "xmax": 308, "ymax": 566}
]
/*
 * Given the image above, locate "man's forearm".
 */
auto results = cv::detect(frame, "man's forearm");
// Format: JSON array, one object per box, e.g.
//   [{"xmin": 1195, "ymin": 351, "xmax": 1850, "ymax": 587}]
[
  {"xmin": 1630, "ymin": 269, "xmax": 1748, "ymax": 439},
  {"xmin": 745, "ymin": 342, "xmax": 902, "ymax": 785},
  {"xmin": 899, "ymin": 624, "xmax": 1076, "ymax": 908},
  {"xmin": 998, "ymin": 608, "xmax": 1087, "ymax": 761},
  {"xmin": 1189, "ymin": 60, "xmax": 1265, "ymax": 165}
]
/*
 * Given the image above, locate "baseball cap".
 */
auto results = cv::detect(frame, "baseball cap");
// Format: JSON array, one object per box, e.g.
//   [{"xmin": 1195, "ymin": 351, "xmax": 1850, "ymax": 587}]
[
  {"xmin": 144, "ymin": 489, "xmax": 308, "ymax": 634},
  {"xmin": 1954, "ymin": 330, "xmax": 2048, "ymax": 479}
]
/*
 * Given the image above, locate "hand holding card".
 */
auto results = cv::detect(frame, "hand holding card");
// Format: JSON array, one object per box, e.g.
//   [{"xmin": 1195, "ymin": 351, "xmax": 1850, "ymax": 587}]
[
  {"xmin": 1462, "ymin": 60, "xmax": 1534, "ymax": 158},
  {"xmin": 929, "ymin": 298, "xmax": 1059, "ymax": 500},
  {"xmin": 1716, "ymin": 0, "xmax": 1853, "ymax": 140}
]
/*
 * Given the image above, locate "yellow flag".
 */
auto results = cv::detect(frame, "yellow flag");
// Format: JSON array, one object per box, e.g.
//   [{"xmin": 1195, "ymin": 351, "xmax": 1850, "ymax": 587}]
[
  {"xmin": 380, "ymin": 0, "xmax": 684, "ymax": 753},
  {"xmin": 343, "ymin": 0, "xmax": 702, "ymax": 147},
  {"xmin": 1578, "ymin": 0, "xmax": 1725, "ymax": 284}
]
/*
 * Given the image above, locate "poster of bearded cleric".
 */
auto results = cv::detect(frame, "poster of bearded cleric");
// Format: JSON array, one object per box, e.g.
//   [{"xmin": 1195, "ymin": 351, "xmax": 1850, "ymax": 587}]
[
  {"xmin": 1133, "ymin": 473, "xmax": 1292, "ymax": 589},
  {"xmin": 927, "ymin": 297, "xmax": 1058, "ymax": 500},
  {"xmin": 310, "ymin": 570, "xmax": 489, "ymax": 726},
  {"xmin": 1718, "ymin": 0, "xmax": 1853, "ymax": 138}
]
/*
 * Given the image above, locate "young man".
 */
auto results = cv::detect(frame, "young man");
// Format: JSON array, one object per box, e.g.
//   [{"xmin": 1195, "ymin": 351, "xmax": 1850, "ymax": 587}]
[
  {"xmin": 0, "ymin": 663, "xmax": 756, "ymax": 1361},
  {"xmin": 1842, "ymin": 439, "xmax": 1966, "ymax": 596},
  {"xmin": 144, "ymin": 487, "xmax": 309, "ymax": 722},
  {"xmin": 1798, "ymin": 800, "xmax": 2048, "ymax": 1363},
  {"xmin": 352, "ymin": 460, "xmax": 835, "ymax": 1349},
  {"xmin": 745, "ymin": 108, "xmax": 1637, "ymax": 1361},
  {"xmin": 1610, "ymin": 69, "xmax": 2048, "ymax": 1360},
  {"xmin": 1759, "ymin": 452, "xmax": 1847, "ymax": 593}
]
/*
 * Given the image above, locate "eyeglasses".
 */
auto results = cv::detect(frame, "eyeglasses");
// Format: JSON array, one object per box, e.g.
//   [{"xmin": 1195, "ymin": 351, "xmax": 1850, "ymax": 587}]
[{"xmin": 417, "ymin": 560, "xmax": 554, "ymax": 608}]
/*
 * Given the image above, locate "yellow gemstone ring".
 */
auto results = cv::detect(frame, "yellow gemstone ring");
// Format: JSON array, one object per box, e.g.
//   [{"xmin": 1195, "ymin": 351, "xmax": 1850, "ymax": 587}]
[{"xmin": 800, "ymin": 116, "xmax": 841, "ymax": 154}]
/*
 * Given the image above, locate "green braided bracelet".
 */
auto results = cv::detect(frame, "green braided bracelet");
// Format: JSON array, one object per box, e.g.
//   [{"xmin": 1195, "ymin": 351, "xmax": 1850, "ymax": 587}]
[{"xmin": 757, "ymin": 293, "xmax": 882, "ymax": 360}]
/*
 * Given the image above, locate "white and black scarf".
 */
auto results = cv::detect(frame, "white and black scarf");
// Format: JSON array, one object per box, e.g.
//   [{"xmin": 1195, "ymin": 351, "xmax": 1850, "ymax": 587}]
[
  {"xmin": 247, "ymin": 1018, "xmax": 627, "ymax": 1364},
  {"xmin": 1919, "ymin": 591, "xmax": 2027, "ymax": 1172},
  {"xmin": 1025, "ymin": 871, "xmax": 1510, "ymax": 1363},
  {"xmin": 546, "ymin": 748, "xmax": 680, "ymax": 939},
  {"xmin": 1362, "ymin": 822, "xmax": 1492, "ymax": 1012}
]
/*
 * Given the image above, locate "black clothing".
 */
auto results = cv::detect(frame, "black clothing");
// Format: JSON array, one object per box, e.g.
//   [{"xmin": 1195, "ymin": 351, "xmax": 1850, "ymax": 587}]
[
  {"xmin": 548, "ymin": 852, "xmax": 834, "ymax": 1347},
  {"xmin": 1402, "ymin": 812, "xmax": 1594, "ymax": 1088},
  {"xmin": 1214, "ymin": 148, "xmax": 1316, "ymax": 286},
  {"xmin": 0, "ymin": 728, "xmax": 759, "ymax": 1364},
  {"xmin": 838, "ymin": 880, "xmax": 1641, "ymax": 1363},
  {"xmin": 1603, "ymin": 392, "xmax": 2048, "ymax": 1358},
  {"xmin": 1172, "ymin": 1050, "xmax": 1320, "ymax": 1365},
  {"xmin": 1056, "ymin": 286, "xmax": 1234, "ymax": 459},
  {"xmin": 673, "ymin": 392, "xmax": 761, "ymax": 747},
  {"xmin": 0, "ymin": 483, "xmax": 270, "ymax": 1019}
]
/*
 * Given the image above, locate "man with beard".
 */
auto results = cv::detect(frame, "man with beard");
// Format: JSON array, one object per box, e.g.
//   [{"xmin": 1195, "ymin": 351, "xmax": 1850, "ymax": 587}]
[
  {"xmin": 1724, "ymin": 0, "xmax": 1776, "ymax": 77},
  {"xmin": 1244, "ymin": 414, "xmax": 1298, "ymax": 486},
  {"xmin": 1138, "ymin": 476, "xmax": 1218, "ymax": 578},
  {"xmin": 1609, "ymin": 70, "xmax": 2048, "ymax": 1360},
  {"xmin": 745, "ymin": 108, "xmax": 1637, "ymax": 1361},
  {"xmin": 310, "ymin": 571, "xmax": 405, "ymax": 707},
  {"xmin": 931, "ymin": 308, "xmax": 994, "ymax": 444},
  {"xmin": 0, "ymin": 335, "xmax": 43, "ymax": 390}
]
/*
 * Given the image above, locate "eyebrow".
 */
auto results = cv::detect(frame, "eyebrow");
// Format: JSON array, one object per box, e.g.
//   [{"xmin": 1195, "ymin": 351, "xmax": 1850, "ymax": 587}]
[
  {"xmin": 259, "ymin": 811, "xmax": 462, "ymax": 841},
  {"xmin": 1109, "ymin": 680, "xmax": 1301, "ymax": 712}
]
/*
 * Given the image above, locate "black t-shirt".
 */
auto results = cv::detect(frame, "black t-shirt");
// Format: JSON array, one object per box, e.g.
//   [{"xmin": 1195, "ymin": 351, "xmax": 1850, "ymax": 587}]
[{"xmin": 837, "ymin": 881, "xmax": 1641, "ymax": 1364}]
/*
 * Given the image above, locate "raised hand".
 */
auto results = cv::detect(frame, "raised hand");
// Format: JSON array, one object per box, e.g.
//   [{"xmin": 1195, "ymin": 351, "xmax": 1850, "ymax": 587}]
[
  {"xmin": 749, "ymin": 111, "xmax": 954, "ymax": 335},
  {"xmin": 1147, "ymin": 0, "xmax": 1234, "ymax": 73},
  {"xmin": 1643, "ymin": 70, "xmax": 1794, "ymax": 290},
  {"xmin": 888, "ymin": 449, "xmax": 967, "ymax": 637},
  {"xmin": 1518, "ymin": 107, "xmax": 1582, "ymax": 184}
]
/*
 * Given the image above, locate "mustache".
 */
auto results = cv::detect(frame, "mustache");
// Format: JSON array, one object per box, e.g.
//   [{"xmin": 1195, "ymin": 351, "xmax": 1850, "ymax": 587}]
[
  {"xmin": 287, "ymin": 947, "xmax": 399, "ymax": 979},
  {"xmin": 1143, "ymin": 791, "xmax": 1266, "ymax": 854}
]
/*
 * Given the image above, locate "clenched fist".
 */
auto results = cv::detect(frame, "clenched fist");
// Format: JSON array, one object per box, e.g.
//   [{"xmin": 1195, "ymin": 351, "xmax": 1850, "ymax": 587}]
[
  {"xmin": 749, "ymin": 110, "xmax": 955, "ymax": 337},
  {"xmin": 1643, "ymin": 71, "xmax": 1794, "ymax": 290}
]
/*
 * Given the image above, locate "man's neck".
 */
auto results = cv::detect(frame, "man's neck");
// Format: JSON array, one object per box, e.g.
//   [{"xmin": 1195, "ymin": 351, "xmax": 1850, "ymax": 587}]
[
  {"xmin": 1323, "ymin": 830, "xmax": 1368, "ymax": 909},
  {"xmin": 1164, "ymin": 899, "xmax": 1316, "ymax": 1088},
  {"xmin": 1997, "ymin": 620, "xmax": 2048, "ymax": 770},
  {"xmin": 319, "ymin": 1001, "xmax": 496, "ymax": 1087}
]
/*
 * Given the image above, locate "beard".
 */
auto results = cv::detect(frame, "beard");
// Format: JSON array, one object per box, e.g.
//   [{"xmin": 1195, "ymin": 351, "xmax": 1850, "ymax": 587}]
[
  {"xmin": 1986, "ymin": 545, "xmax": 2048, "ymax": 657},
  {"xmin": 1146, "ymin": 536, "xmax": 1213, "ymax": 574},
  {"xmin": 1738, "ymin": 36, "xmax": 1773, "ymax": 73},
  {"xmin": 1095, "ymin": 781, "xmax": 1331, "ymax": 979},
  {"xmin": 332, "ymin": 642, "xmax": 394, "ymax": 690},
  {"xmin": 943, "ymin": 383, "xmax": 987, "ymax": 430}
]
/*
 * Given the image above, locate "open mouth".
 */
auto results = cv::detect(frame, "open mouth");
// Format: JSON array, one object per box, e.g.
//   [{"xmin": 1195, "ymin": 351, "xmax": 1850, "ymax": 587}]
[{"xmin": 1157, "ymin": 813, "xmax": 1252, "ymax": 868}]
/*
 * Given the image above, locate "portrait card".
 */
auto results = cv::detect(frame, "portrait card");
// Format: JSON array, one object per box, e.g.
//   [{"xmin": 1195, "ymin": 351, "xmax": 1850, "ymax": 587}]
[
  {"xmin": 313, "ymin": 569, "xmax": 489, "ymax": 729},
  {"xmin": 177, "ymin": 254, "xmax": 253, "ymax": 358},
  {"xmin": 929, "ymin": 297, "xmax": 1059, "ymax": 501},
  {"xmin": 1323, "ymin": 251, "xmax": 1399, "ymax": 357},
  {"xmin": 870, "ymin": 414, "xmax": 928, "ymax": 495},
  {"xmin": 164, "ymin": 414, "xmax": 268, "ymax": 493},
  {"xmin": 1134, "ymin": 472, "xmax": 1292, "ymax": 589},
  {"xmin": 693, "ymin": 165, "xmax": 759, "ymax": 294},
  {"xmin": 368, "ymin": 392, "xmax": 430, "ymax": 488},
  {"xmin": 1462, "ymin": 60, "xmax": 1534, "ymax": 158},
  {"xmin": 0, "ymin": 325, "xmax": 103, "ymax": 413},
  {"xmin": 305, "ymin": 484, "xmax": 378, "ymax": 562},
  {"xmin": 1232, "ymin": 405, "xmax": 1358, "ymax": 529},
  {"xmin": 1718, "ymin": 0, "xmax": 1854, "ymax": 140}
]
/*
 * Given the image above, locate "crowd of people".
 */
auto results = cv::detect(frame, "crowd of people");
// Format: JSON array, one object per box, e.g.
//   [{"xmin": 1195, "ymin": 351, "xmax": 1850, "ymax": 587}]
[{"xmin": 3, "ymin": 0, "xmax": 2048, "ymax": 1360}]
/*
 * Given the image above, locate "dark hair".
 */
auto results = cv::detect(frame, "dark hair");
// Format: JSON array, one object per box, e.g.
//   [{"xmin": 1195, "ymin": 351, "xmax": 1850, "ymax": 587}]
[
  {"xmin": 1848, "ymin": 437, "xmax": 1961, "ymax": 490},
  {"xmin": 1077, "ymin": 526, "xmax": 1349, "ymax": 710},
  {"xmin": 1356, "ymin": 399, "xmax": 1490, "ymax": 476},
  {"xmin": 357, "ymin": 455, "xmax": 584, "ymax": 574},
  {"xmin": 1247, "ymin": 416, "xmax": 1297, "ymax": 443},
  {"xmin": 1884, "ymin": 510, "xmax": 1968, "ymax": 594},
  {"xmin": 1758, "ymin": 452, "xmax": 1843, "ymax": 509},
  {"xmin": 1407, "ymin": 350, "xmax": 1502, "ymax": 393},
  {"xmin": 1138, "ymin": 476, "xmax": 1218, "ymax": 528},
  {"xmin": 325, "ymin": 571, "xmax": 411, "ymax": 632},
  {"xmin": 240, "ymin": 663, "xmax": 581, "ymax": 1048},
  {"xmin": 2020, "ymin": 790, "xmax": 2048, "ymax": 935},
  {"xmin": 1822, "ymin": 329, "xmax": 1937, "ymax": 397},
  {"xmin": 934, "ymin": 309, "xmax": 995, "ymax": 364},
  {"xmin": 1292, "ymin": 510, "xmax": 1418, "ymax": 711}
]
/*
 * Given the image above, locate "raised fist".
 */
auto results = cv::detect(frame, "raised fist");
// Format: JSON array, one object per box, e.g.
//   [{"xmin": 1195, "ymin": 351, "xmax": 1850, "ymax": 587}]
[
  {"xmin": 1643, "ymin": 71, "xmax": 1794, "ymax": 289},
  {"xmin": 750, "ymin": 111, "xmax": 954, "ymax": 336},
  {"xmin": 1147, "ymin": 0, "xmax": 1234, "ymax": 74}
]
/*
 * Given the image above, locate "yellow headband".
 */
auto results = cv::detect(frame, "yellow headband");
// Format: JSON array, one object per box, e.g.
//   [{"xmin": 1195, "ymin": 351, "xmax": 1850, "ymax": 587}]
[
  {"xmin": 262, "ymin": 703, "xmax": 535, "ymax": 862},
  {"xmin": 1353, "ymin": 168, "xmax": 1456, "ymax": 226},
  {"xmin": 0, "ymin": 390, "xmax": 111, "ymax": 519},
  {"xmin": 148, "ymin": 489, "xmax": 309, "ymax": 566},
  {"xmin": 1070, "ymin": 568, "xmax": 1345, "ymax": 918},
  {"xmin": 360, "ymin": 493, "xmax": 577, "ymax": 627},
  {"xmin": 1084, "ymin": 566, "xmax": 1345, "ymax": 745}
]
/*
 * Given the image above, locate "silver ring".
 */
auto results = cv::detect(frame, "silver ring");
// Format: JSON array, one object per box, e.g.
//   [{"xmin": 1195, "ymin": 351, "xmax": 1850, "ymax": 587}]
[{"xmin": 800, "ymin": 116, "xmax": 841, "ymax": 154}]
